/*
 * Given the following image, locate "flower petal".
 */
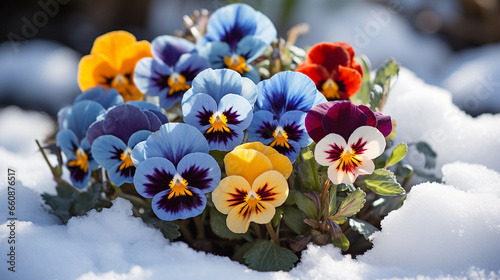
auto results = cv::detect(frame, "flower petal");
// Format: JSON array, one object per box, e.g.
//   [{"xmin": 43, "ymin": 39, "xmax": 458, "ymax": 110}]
[
  {"xmin": 314, "ymin": 133, "xmax": 347, "ymax": 166},
  {"xmin": 246, "ymin": 110, "xmax": 277, "ymax": 145},
  {"xmin": 182, "ymin": 93, "xmax": 217, "ymax": 132},
  {"xmin": 91, "ymin": 135, "xmax": 127, "ymax": 170},
  {"xmin": 177, "ymin": 152, "xmax": 221, "ymax": 193},
  {"xmin": 322, "ymin": 100, "xmax": 368, "ymax": 141},
  {"xmin": 174, "ymin": 53, "xmax": 211, "ymax": 82},
  {"xmin": 295, "ymin": 64, "xmax": 330, "ymax": 87},
  {"xmin": 131, "ymin": 140, "xmax": 146, "ymax": 166},
  {"xmin": 196, "ymin": 41, "xmax": 231, "ymax": 68},
  {"xmin": 151, "ymin": 35, "xmax": 194, "ymax": 66},
  {"xmin": 236, "ymin": 36, "xmax": 269, "ymax": 63},
  {"xmin": 279, "ymin": 110, "xmax": 310, "ymax": 147},
  {"xmin": 224, "ymin": 148, "xmax": 273, "ymax": 185},
  {"xmin": 218, "ymin": 94, "xmax": 253, "ymax": 129},
  {"xmin": 78, "ymin": 54, "xmax": 117, "ymax": 91},
  {"xmin": 74, "ymin": 86, "xmax": 123, "ymax": 109},
  {"xmin": 248, "ymin": 200, "xmax": 276, "ymax": 225},
  {"xmin": 374, "ymin": 112, "xmax": 393, "ymax": 137},
  {"xmin": 226, "ymin": 203, "xmax": 252, "ymax": 234},
  {"xmin": 212, "ymin": 175, "xmax": 252, "ymax": 215},
  {"xmin": 191, "ymin": 68, "xmax": 244, "ymax": 104},
  {"xmin": 337, "ymin": 66, "xmax": 362, "ymax": 96},
  {"xmin": 143, "ymin": 123, "xmax": 209, "ymax": 165},
  {"xmin": 327, "ymin": 162, "xmax": 346, "ymax": 185},
  {"xmin": 133, "ymin": 57, "xmax": 172, "ymax": 97},
  {"xmin": 233, "ymin": 142, "xmax": 293, "ymax": 179},
  {"xmin": 65, "ymin": 100, "xmax": 106, "ymax": 141},
  {"xmin": 90, "ymin": 31, "xmax": 137, "ymax": 69},
  {"xmin": 252, "ymin": 170, "xmax": 288, "ymax": 208},
  {"xmin": 101, "ymin": 104, "xmax": 151, "ymax": 143},
  {"xmin": 127, "ymin": 130, "xmax": 152, "ymax": 148},
  {"xmin": 305, "ymin": 101, "xmax": 334, "ymax": 143},
  {"xmin": 56, "ymin": 130, "xmax": 79, "ymax": 159},
  {"xmin": 306, "ymin": 42, "xmax": 350, "ymax": 74},
  {"xmin": 152, "ymin": 187, "xmax": 206, "ymax": 221},
  {"xmin": 134, "ymin": 157, "xmax": 176, "ymax": 198},
  {"xmin": 347, "ymin": 126, "xmax": 386, "ymax": 159},
  {"xmin": 256, "ymin": 71, "xmax": 318, "ymax": 119}
]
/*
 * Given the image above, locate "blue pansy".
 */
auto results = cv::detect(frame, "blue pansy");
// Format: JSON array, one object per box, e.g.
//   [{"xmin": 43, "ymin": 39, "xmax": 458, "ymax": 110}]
[
  {"xmin": 132, "ymin": 123, "xmax": 221, "ymax": 221},
  {"xmin": 88, "ymin": 103, "xmax": 168, "ymax": 186},
  {"xmin": 247, "ymin": 71, "xmax": 327, "ymax": 162},
  {"xmin": 196, "ymin": 3, "xmax": 277, "ymax": 83},
  {"xmin": 133, "ymin": 35, "xmax": 210, "ymax": 110},
  {"xmin": 74, "ymin": 86, "xmax": 124, "ymax": 108},
  {"xmin": 56, "ymin": 100, "xmax": 105, "ymax": 189},
  {"xmin": 181, "ymin": 68, "xmax": 256, "ymax": 151}
]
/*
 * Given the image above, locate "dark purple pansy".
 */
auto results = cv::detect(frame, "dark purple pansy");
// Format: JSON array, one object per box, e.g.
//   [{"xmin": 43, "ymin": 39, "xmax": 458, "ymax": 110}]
[
  {"xmin": 89, "ymin": 103, "xmax": 168, "ymax": 186},
  {"xmin": 133, "ymin": 123, "xmax": 221, "ymax": 221},
  {"xmin": 305, "ymin": 100, "xmax": 392, "ymax": 143}
]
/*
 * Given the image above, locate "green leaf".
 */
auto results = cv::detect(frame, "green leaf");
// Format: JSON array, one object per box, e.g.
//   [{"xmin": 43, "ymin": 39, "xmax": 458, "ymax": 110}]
[
  {"xmin": 294, "ymin": 191, "xmax": 318, "ymax": 219},
  {"xmin": 349, "ymin": 218, "xmax": 379, "ymax": 240},
  {"xmin": 243, "ymin": 240, "xmax": 298, "ymax": 271},
  {"xmin": 331, "ymin": 233, "xmax": 350, "ymax": 251},
  {"xmin": 373, "ymin": 58, "xmax": 399, "ymax": 87},
  {"xmin": 369, "ymin": 84, "xmax": 384, "ymax": 110},
  {"xmin": 281, "ymin": 206, "xmax": 310, "ymax": 235},
  {"xmin": 386, "ymin": 142, "xmax": 408, "ymax": 167},
  {"xmin": 415, "ymin": 141, "xmax": 437, "ymax": 169},
  {"xmin": 143, "ymin": 218, "xmax": 181, "ymax": 240},
  {"xmin": 333, "ymin": 189, "xmax": 366, "ymax": 219},
  {"xmin": 395, "ymin": 163, "xmax": 413, "ymax": 179},
  {"xmin": 296, "ymin": 147, "xmax": 321, "ymax": 192},
  {"xmin": 328, "ymin": 183, "xmax": 338, "ymax": 217},
  {"xmin": 209, "ymin": 207, "xmax": 252, "ymax": 241},
  {"xmin": 355, "ymin": 55, "xmax": 372, "ymax": 105},
  {"xmin": 364, "ymin": 169, "xmax": 406, "ymax": 196},
  {"xmin": 41, "ymin": 192, "xmax": 74, "ymax": 223},
  {"xmin": 70, "ymin": 183, "xmax": 102, "ymax": 216},
  {"xmin": 209, "ymin": 150, "xmax": 228, "ymax": 174}
]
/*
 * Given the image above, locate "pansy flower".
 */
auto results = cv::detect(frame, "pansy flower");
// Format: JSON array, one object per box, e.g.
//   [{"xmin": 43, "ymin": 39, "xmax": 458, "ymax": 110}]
[
  {"xmin": 247, "ymin": 71, "xmax": 326, "ymax": 162},
  {"xmin": 133, "ymin": 35, "xmax": 210, "ymax": 110},
  {"xmin": 196, "ymin": 3, "xmax": 277, "ymax": 83},
  {"xmin": 87, "ymin": 103, "xmax": 168, "ymax": 186},
  {"xmin": 181, "ymin": 68, "xmax": 256, "ymax": 151},
  {"xmin": 305, "ymin": 101, "xmax": 392, "ymax": 184},
  {"xmin": 296, "ymin": 42, "xmax": 363, "ymax": 100},
  {"xmin": 56, "ymin": 101, "xmax": 105, "ymax": 189},
  {"xmin": 78, "ymin": 31, "xmax": 152, "ymax": 102},
  {"xmin": 132, "ymin": 123, "xmax": 221, "ymax": 221},
  {"xmin": 212, "ymin": 142, "xmax": 290, "ymax": 233}
]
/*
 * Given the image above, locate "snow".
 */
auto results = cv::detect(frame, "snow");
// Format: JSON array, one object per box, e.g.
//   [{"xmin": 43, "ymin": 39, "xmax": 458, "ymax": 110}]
[
  {"xmin": 384, "ymin": 68, "xmax": 500, "ymax": 177},
  {"xmin": 0, "ymin": 40, "xmax": 80, "ymax": 115},
  {"xmin": 1, "ymin": 69, "xmax": 500, "ymax": 279}
]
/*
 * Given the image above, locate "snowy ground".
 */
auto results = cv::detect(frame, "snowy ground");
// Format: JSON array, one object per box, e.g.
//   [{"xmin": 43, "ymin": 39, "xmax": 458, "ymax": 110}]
[{"xmin": 1, "ymin": 68, "xmax": 500, "ymax": 280}]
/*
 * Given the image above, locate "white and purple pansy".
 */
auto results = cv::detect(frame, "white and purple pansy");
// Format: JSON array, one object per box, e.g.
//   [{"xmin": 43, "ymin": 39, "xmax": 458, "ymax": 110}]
[
  {"xmin": 247, "ymin": 71, "xmax": 327, "ymax": 162},
  {"xmin": 181, "ymin": 68, "xmax": 256, "ymax": 151},
  {"xmin": 133, "ymin": 35, "xmax": 210, "ymax": 110},
  {"xmin": 132, "ymin": 123, "xmax": 221, "ymax": 221},
  {"xmin": 305, "ymin": 101, "xmax": 393, "ymax": 184},
  {"xmin": 196, "ymin": 3, "xmax": 277, "ymax": 83},
  {"xmin": 56, "ymin": 100, "xmax": 105, "ymax": 189},
  {"xmin": 87, "ymin": 103, "xmax": 168, "ymax": 186}
]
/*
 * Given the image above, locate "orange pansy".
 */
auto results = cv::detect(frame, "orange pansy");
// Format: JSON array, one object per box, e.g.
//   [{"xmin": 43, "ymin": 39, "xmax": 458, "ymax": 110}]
[{"xmin": 78, "ymin": 31, "xmax": 152, "ymax": 102}]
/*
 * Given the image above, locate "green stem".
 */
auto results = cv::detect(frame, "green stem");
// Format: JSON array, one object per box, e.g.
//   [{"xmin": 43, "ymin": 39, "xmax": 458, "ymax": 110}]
[
  {"xmin": 36, "ymin": 139, "xmax": 80, "ymax": 193},
  {"xmin": 265, "ymin": 222, "xmax": 280, "ymax": 247},
  {"xmin": 176, "ymin": 220, "xmax": 194, "ymax": 245}
]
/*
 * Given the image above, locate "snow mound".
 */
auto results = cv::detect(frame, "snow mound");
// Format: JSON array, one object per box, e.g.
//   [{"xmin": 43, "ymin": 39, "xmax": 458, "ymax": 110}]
[{"xmin": 385, "ymin": 68, "xmax": 500, "ymax": 177}]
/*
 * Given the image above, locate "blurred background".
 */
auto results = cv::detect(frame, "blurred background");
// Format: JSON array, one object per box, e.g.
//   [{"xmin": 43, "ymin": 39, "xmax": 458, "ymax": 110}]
[{"xmin": 1, "ymin": 0, "xmax": 499, "ymax": 116}]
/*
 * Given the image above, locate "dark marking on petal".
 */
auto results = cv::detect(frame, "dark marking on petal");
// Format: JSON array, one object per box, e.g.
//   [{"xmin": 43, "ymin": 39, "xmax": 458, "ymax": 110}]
[
  {"xmin": 144, "ymin": 168, "xmax": 174, "ymax": 197},
  {"xmin": 181, "ymin": 165, "xmax": 212, "ymax": 191},
  {"xmin": 155, "ymin": 188, "xmax": 204, "ymax": 215}
]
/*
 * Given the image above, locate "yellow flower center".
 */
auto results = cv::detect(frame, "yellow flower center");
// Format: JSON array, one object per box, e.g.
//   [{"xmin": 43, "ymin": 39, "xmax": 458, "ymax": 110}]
[
  {"xmin": 224, "ymin": 54, "xmax": 250, "ymax": 74},
  {"xmin": 167, "ymin": 173, "xmax": 192, "ymax": 199},
  {"xmin": 322, "ymin": 78, "xmax": 340, "ymax": 99},
  {"xmin": 167, "ymin": 72, "xmax": 191, "ymax": 95},
  {"xmin": 270, "ymin": 126, "xmax": 290, "ymax": 148},
  {"xmin": 207, "ymin": 112, "xmax": 231, "ymax": 133},
  {"xmin": 243, "ymin": 189, "xmax": 263, "ymax": 215},
  {"xmin": 119, "ymin": 147, "xmax": 134, "ymax": 171},
  {"xmin": 111, "ymin": 73, "xmax": 130, "ymax": 87},
  {"xmin": 68, "ymin": 148, "xmax": 89, "ymax": 173},
  {"xmin": 336, "ymin": 147, "xmax": 361, "ymax": 172}
]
